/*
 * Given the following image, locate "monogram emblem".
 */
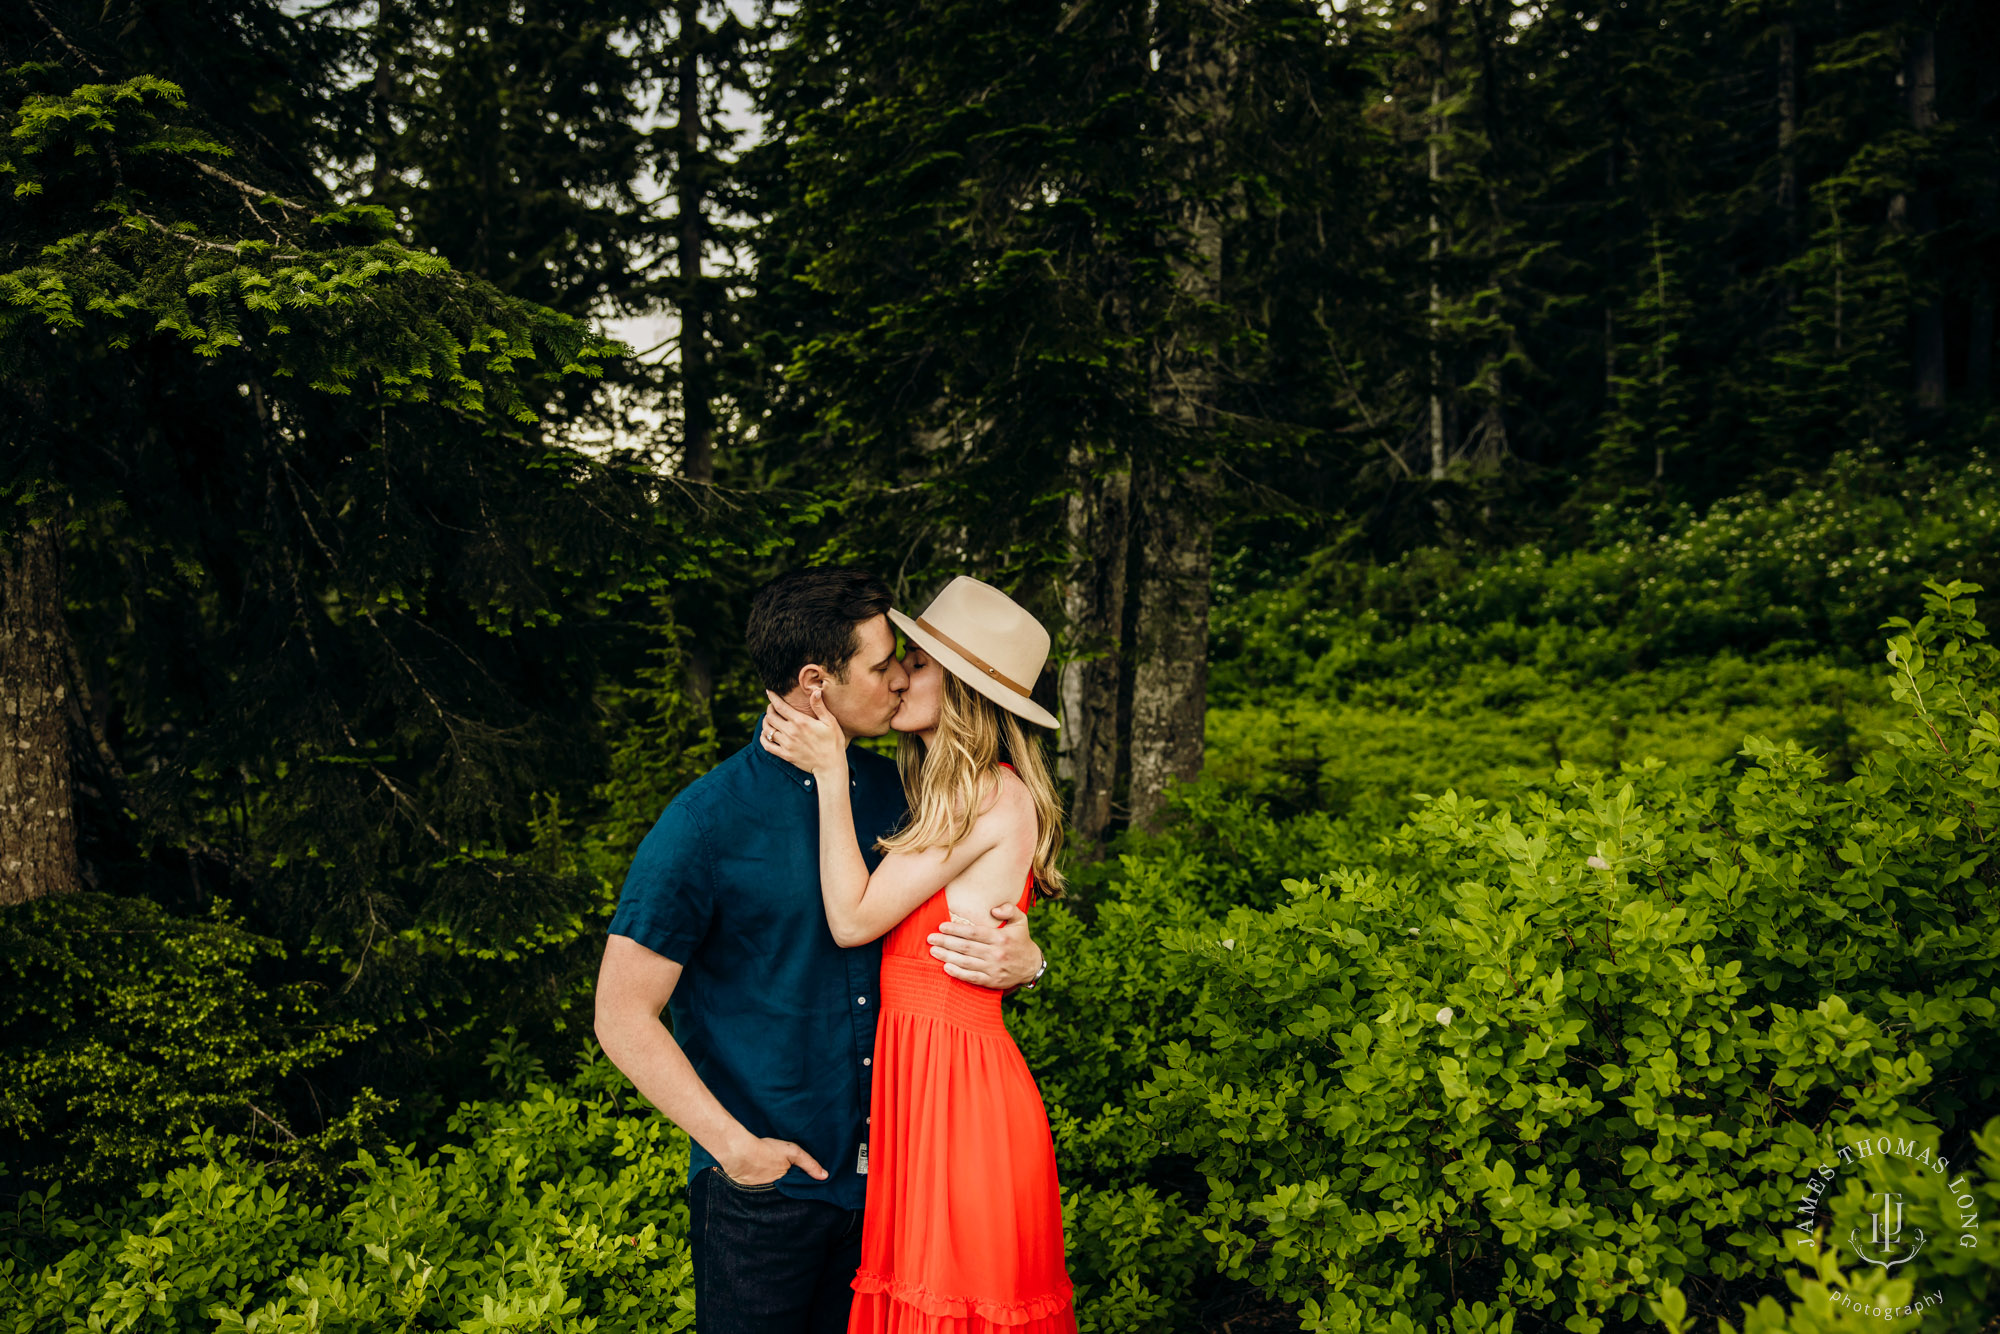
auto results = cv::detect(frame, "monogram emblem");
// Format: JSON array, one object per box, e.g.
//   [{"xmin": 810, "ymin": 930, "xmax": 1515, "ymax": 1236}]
[{"xmin": 1846, "ymin": 1190, "xmax": 1927, "ymax": 1271}]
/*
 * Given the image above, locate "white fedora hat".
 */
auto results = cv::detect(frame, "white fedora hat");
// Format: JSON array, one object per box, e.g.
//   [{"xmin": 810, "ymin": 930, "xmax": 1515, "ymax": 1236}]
[{"xmin": 889, "ymin": 576, "xmax": 1060, "ymax": 730}]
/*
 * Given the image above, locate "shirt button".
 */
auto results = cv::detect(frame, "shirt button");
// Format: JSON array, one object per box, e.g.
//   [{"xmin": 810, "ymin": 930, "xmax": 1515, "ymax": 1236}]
[
  {"xmin": 863, "ymin": 1057, "xmax": 872, "ymax": 1066},
  {"xmin": 804, "ymin": 778, "xmax": 813, "ymax": 788},
  {"xmin": 856, "ymin": 996, "xmax": 867, "ymax": 1005}
]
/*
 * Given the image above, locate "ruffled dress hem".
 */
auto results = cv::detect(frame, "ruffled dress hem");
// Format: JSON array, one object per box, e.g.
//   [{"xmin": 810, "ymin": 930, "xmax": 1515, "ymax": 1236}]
[{"xmin": 851, "ymin": 1271, "xmax": 1076, "ymax": 1330}]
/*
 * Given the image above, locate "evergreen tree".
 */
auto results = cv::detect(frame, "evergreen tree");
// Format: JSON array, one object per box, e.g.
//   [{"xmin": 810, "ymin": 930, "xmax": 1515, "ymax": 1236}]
[
  {"xmin": 751, "ymin": 0, "xmax": 1374, "ymax": 847},
  {"xmin": 1, "ymin": 0, "xmax": 685, "ymax": 1117}
]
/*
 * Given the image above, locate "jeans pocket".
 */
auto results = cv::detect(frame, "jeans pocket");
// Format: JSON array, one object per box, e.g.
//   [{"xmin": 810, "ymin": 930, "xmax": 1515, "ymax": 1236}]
[{"xmin": 711, "ymin": 1165, "xmax": 781, "ymax": 1194}]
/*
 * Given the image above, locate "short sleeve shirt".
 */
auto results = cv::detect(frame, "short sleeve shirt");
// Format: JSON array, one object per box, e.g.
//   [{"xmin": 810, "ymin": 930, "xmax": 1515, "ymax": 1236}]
[{"xmin": 607, "ymin": 725, "xmax": 909, "ymax": 1211}]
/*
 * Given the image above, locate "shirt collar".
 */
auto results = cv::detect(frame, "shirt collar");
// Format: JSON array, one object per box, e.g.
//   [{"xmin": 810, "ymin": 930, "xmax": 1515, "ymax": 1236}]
[
  {"xmin": 746, "ymin": 714, "xmax": 817, "ymax": 788},
  {"xmin": 746, "ymin": 714, "xmax": 867, "ymax": 790}
]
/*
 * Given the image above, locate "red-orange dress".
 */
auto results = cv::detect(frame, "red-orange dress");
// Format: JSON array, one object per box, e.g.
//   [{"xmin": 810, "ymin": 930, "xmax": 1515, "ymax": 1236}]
[{"xmin": 849, "ymin": 845, "xmax": 1076, "ymax": 1331}]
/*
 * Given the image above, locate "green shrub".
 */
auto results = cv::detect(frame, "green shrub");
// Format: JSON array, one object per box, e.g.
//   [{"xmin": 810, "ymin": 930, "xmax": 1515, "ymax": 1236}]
[
  {"xmin": 1143, "ymin": 580, "xmax": 2000, "ymax": 1331},
  {"xmin": 1207, "ymin": 655, "xmax": 1896, "ymax": 826},
  {"xmin": 1213, "ymin": 450, "xmax": 2000, "ymax": 706},
  {"xmin": 1, "ymin": 1038, "xmax": 1211, "ymax": 1334},
  {"xmin": 16, "ymin": 574, "xmax": 2000, "ymax": 1334},
  {"xmin": 1656, "ymin": 1117, "xmax": 2000, "ymax": 1333},
  {"xmin": 0, "ymin": 895, "xmax": 365, "ymax": 1198},
  {"xmin": 1, "ymin": 1048, "xmax": 695, "ymax": 1334}
]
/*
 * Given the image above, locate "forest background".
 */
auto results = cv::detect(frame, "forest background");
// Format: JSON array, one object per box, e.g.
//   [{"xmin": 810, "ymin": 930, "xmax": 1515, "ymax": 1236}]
[{"xmin": 3, "ymin": 0, "xmax": 2000, "ymax": 1329}]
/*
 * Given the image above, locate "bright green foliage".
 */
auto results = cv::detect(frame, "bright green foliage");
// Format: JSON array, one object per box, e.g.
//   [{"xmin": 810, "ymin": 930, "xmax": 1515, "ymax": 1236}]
[
  {"xmin": 1215, "ymin": 452, "xmax": 2000, "ymax": 705},
  {"xmin": 0, "ymin": 1049, "xmax": 696, "ymax": 1333},
  {"xmin": 1205, "ymin": 455, "xmax": 2000, "ymax": 826},
  {"xmin": 1652, "ymin": 1118, "xmax": 2000, "ymax": 1333},
  {"xmin": 11, "ymin": 577, "xmax": 2000, "ymax": 1331},
  {"xmin": 0, "ymin": 1044, "xmax": 1199, "ymax": 1334},
  {"xmin": 0, "ymin": 74, "xmax": 612, "ymax": 410},
  {"xmin": 1142, "ymin": 579, "xmax": 2000, "ymax": 1330},
  {"xmin": 1207, "ymin": 655, "xmax": 1896, "ymax": 826},
  {"xmin": 0, "ymin": 895, "xmax": 366, "ymax": 1191}
]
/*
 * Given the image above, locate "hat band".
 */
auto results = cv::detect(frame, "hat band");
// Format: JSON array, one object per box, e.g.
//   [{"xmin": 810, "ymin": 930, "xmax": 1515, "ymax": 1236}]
[{"xmin": 915, "ymin": 617, "xmax": 1035, "ymax": 697}]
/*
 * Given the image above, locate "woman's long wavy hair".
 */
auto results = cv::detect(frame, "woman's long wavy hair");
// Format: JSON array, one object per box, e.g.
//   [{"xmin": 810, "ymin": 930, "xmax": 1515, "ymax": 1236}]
[{"xmin": 878, "ymin": 670, "xmax": 1066, "ymax": 899}]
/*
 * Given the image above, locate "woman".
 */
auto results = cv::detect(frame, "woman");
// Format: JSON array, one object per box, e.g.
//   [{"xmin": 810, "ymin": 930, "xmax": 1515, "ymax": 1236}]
[{"xmin": 761, "ymin": 574, "xmax": 1076, "ymax": 1334}]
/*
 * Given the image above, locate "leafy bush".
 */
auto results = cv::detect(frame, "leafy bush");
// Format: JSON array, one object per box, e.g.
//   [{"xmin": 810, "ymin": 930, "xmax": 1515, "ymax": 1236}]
[
  {"xmin": 1656, "ymin": 1117, "xmax": 2000, "ymax": 1334},
  {"xmin": 1207, "ymin": 655, "xmax": 1896, "ymax": 824},
  {"xmin": 1144, "ymin": 580, "xmax": 2000, "ymax": 1331},
  {"xmin": 1, "ymin": 1048, "xmax": 696, "ymax": 1334},
  {"xmin": 16, "ymin": 579, "xmax": 2000, "ymax": 1333},
  {"xmin": 1214, "ymin": 450, "xmax": 2000, "ymax": 706},
  {"xmin": 1, "ymin": 1041, "xmax": 1203, "ymax": 1334},
  {"xmin": 0, "ymin": 895, "xmax": 365, "ymax": 1196}
]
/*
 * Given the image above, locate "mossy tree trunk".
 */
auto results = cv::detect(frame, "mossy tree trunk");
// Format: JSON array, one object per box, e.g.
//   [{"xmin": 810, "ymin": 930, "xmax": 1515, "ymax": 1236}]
[
  {"xmin": 0, "ymin": 513, "xmax": 81, "ymax": 905},
  {"xmin": 1059, "ymin": 453, "xmax": 1131, "ymax": 856},
  {"xmin": 1128, "ymin": 4, "xmax": 1233, "ymax": 835}
]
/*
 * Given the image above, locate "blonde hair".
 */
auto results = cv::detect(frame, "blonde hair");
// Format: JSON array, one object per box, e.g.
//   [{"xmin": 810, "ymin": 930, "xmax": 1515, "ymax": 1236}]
[{"xmin": 879, "ymin": 671, "xmax": 1066, "ymax": 899}]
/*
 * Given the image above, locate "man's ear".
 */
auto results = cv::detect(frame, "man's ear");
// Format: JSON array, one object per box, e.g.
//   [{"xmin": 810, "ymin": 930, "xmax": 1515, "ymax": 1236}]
[{"xmin": 796, "ymin": 663, "xmax": 830, "ymax": 694}]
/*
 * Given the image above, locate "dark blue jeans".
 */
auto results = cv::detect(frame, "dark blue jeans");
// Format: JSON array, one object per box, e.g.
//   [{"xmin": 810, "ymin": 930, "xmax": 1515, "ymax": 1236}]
[{"xmin": 688, "ymin": 1167, "xmax": 865, "ymax": 1333}]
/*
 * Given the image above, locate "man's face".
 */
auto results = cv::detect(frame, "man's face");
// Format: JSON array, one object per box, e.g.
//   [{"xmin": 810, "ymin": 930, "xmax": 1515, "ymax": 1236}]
[{"xmin": 812, "ymin": 614, "xmax": 908, "ymax": 739}]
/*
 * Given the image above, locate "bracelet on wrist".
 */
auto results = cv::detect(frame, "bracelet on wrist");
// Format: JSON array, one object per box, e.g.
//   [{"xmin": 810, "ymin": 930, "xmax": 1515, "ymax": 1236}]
[{"xmin": 1018, "ymin": 952, "xmax": 1049, "ymax": 992}]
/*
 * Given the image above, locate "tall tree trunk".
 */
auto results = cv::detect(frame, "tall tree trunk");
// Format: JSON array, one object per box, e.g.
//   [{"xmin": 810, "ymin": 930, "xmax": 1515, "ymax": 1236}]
[
  {"xmin": 1427, "ymin": 78, "xmax": 1446, "ymax": 479},
  {"xmin": 1972, "ymin": 197, "xmax": 1995, "ymax": 405},
  {"xmin": 1427, "ymin": 2, "xmax": 1454, "ymax": 479},
  {"xmin": 1128, "ymin": 6, "xmax": 1232, "ymax": 834},
  {"xmin": 1777, "ymin": 13, "xmax": 1799, "ymax": 318},
  {"xmin": 1776, "ymin": 19, "xmax": 1798, "ymax": 231},
  {"xmin": 1058, "ymin": 454, "xmax": 1131, "ymax": 857},
  {"xmin": 1651, "ymin": 223, "xmax": 1669, "ymax": 482},
  {"xmin": 1128, "ymin": 463, "xmax": 1214, "ymax": 834},
  {"xmin": 0, "ymin": 515, "xmax": 82, "ymax": 906},
  {"xmin": 1906, "ymin": 27, "xmax": 1946, "ymax": 411},
  {"xmin": 677, "ymin": 0, "xmax": 714, "ymax": 483},
  {"xmin": 1969, "ymin": 63, "xmax": 1996, "ymax": 405},
  {"xmin": 369, "ymin": 4, "xmax": 397, "ymax": 198},
  {"xmin": 1603, "ymin": 138, "xmax": 1618, "ymax": 401}
]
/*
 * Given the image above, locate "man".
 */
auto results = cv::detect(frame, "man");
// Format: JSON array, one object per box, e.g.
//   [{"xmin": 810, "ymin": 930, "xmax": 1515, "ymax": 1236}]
[{"xmin": 594, "ymin": 567, "xmax": 1046, "ymax": 1333}]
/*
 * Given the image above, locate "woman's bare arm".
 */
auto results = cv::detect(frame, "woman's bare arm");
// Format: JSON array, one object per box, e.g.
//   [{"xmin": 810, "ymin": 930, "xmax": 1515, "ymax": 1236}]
[{"xmin": 767, "ymin": 690, "xmax": 1000, "ymax": 946}]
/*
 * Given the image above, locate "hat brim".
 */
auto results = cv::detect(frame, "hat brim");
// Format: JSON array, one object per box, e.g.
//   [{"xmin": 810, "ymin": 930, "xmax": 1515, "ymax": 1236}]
[{"xmin": 888, "ymin": 607, "xmax": 1061, "ymax": 730}]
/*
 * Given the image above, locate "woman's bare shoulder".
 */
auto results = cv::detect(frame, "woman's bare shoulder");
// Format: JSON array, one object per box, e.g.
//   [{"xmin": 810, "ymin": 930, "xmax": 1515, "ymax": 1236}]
[{"xmin": 979, "ymin": 765, "xmax": 1036, "ymax": 834}]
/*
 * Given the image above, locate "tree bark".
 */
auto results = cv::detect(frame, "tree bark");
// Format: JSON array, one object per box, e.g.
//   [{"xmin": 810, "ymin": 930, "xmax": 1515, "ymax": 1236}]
[
  {"xmin": 1777, "ymin": 19, "xmax": 1798, "ymax": 234},
  {"xmin": 1969, "ymin": 63, "xmax": 1996, "ymax": 405},
  {"xmin": 1427, "ymin": 0, "xmax": 1454, "ymax": 479},
  {"xmin": 676, "ymin": 0, "xmax": 714, "ymax": 482},
  {"xmin": 369, "ymin": 6, "xmax": 397, "ymax": 198},
  {"xmin": 1603, "ymin": 138, "xmax": 1618, "ymax": 401},
  {"xmin": 1128, "ymin": 462, "xmax": 1214, "ymax": 834},
  {"xmin": 1126, "ymin": 5, "xmax": 1232, "ymax": 834},
  {"xmin": 1427, "ymin": 80, "xmax": 1447, "ymax": 480},
  {"xmin": 1906, "ymin": 28, "xmax": 1946, "ymax": 411},
  {"xmin": 0, "ymin": 515, "xmax": 82, "ymax": 906},
  {"xmin": 1058, "ymin": 454, "xmax": 1131, "ymax": 857}
]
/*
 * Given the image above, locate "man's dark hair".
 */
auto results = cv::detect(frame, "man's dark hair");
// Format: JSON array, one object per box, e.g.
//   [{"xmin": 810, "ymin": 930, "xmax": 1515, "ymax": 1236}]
[{"xmin": 746, "ymin": 567, "xmax": 894, "ymax": 694}]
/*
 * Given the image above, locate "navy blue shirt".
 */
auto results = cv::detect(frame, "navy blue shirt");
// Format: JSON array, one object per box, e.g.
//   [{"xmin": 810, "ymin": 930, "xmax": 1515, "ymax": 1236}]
[{"xmin": 607, "ymin": 723, "xmax": 909, "ymax": 1210}]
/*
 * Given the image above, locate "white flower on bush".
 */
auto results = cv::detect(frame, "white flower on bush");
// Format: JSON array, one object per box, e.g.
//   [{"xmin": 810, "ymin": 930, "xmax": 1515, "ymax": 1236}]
[
  {"xmin": 1587, "ymin": 855, "xmax": 1611, "ymax": 870},
  {"xmin": 1436, "ymin": 1006, "xmax": 1454, "ymax": 1026},
  {"xmin": 1220, "ymin": 938, "xmax": 1235, "ymax": 951},
  {"xmin": 1407, "ymin": 927, "xmax": 1421, "ymax": 936}
]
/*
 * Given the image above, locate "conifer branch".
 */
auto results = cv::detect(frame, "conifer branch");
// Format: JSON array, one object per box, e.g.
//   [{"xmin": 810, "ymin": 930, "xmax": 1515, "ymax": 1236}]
[
  {"xmin": 24, "ymin": 0, "xmax": 106, "ymax": 77},
  {"xmin": 190, "ymin": 160, "xmax": 308, "ymax": 215}
]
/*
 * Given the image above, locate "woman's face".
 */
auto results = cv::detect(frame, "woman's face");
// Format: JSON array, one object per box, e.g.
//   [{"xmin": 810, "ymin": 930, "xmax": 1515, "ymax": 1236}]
[{"xmin": 892, "ymin": 645, "xmax": 943, "ymax": 734}]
